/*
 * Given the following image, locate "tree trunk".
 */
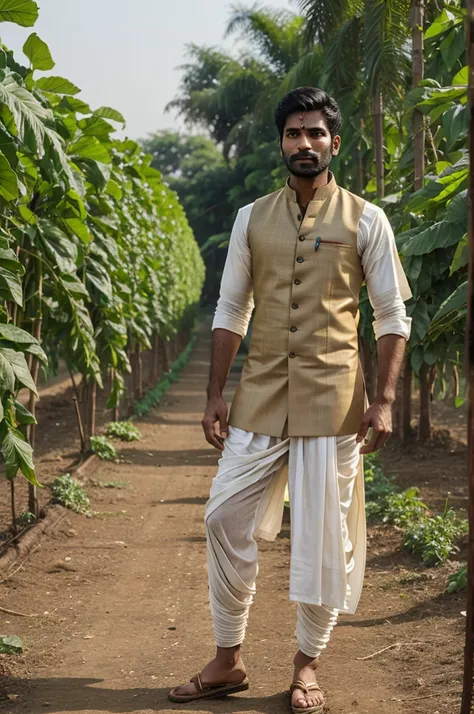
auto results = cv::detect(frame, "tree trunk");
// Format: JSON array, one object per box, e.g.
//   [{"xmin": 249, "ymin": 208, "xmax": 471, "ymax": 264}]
[
  {"xmin": 90, "ymin": 381, "xmax": 97, "ymax": 438},
  {"xmin": 135, "ymin": 344, "xmax": 143, "ymax": 401},
  {"xmin": 372, "ymin": 83, "xmax": 384, "ymax": 198},
  {"xmin": 418, "ymin": 363, "xmax": 432, "ymax": 441},
  {"xmin": 10, "ymin": 480, "xmax": 17, "ymax": 535},
  {"xmin": 401, "ymin": 358, "xmax": 413, "ymax": 440},
  {"xmin": 453, "ymin": 364, "xmax": 460, "ymax": 400},
  {"xmin": 152, "ymin": 334, "xmax": 160, "ymax": 384},
  {"xmin": 27, "ymin": 258, "xmax": 43, "ymax": 518},
  {"xmin": 412, "ymin": 0, "xmax": 425, "ymax": 192}
]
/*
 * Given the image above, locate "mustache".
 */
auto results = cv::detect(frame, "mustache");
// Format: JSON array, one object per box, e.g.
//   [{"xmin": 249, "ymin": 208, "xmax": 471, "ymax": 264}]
[{"xmin": 291, "ymin": 151, "xmax": 318, "ymax": 162}]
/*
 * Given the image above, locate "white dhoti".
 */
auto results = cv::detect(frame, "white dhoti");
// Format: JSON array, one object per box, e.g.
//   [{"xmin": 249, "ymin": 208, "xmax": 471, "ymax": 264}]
[{"xmin": 205, "ymin": 427, "xmax": 366, "ymax": 658}]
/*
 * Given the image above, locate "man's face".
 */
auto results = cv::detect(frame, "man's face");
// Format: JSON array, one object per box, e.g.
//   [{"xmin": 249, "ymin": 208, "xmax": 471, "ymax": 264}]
[{"xmin": 281, "ymin": 110, "xmax": 340, "ymax": 179}]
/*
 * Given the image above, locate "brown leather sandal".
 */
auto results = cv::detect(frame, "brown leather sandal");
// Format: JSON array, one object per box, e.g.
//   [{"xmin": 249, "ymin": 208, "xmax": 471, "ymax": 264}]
[
  {"xmin": 290, "ymin": 679, "xmax": 325, "ymax": 714},
  {"xmin": 168, "ymin": 671, "xmax": 249, "ymax": 703}
]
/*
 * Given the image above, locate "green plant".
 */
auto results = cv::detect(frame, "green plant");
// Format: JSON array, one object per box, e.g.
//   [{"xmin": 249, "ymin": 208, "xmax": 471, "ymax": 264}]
[
  {"xmin": 91, "ymin": 479, "xmax": 129, "ymax": 489},
  {"xmin": 0, "ymin": 635, "xmax": 24, "ymax": 654},
  {"xmin": 404, "ymin": 502, "xmax": 468, "ymax": 566},
  {"xmin": 364, "ymin": 453, "xmax": 399, "ymax": 518},
  {"xmin": 382, "ymin": 488, "xmax": 428, "ymax": 527},
  {"xmin": 15, "ymin": 511, "xmax": 36, "ymax": 527},
  {"xmin": 447, "ymin": 564, "xmax": 468, "ymax": 593},
  {"xmin": 104, "ymin": 421, "xmax": 141, "ymax": 442},
  {"xmin": 90, "ymin": 436, "xmax": 117, "ymax": 461},
  {"xmin": 51, "ymin": 474, "xmax": 91, "ymax": 515}
]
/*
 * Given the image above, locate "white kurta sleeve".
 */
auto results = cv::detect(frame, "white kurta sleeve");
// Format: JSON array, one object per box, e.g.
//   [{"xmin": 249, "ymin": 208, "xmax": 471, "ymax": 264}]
[
  {"xmin": 212, "ymin": 203, "xmax": 254, "ymax": 338},
  {"xmin": 358, "ymin": 203, "xmax": 412, "ymax": 341}
]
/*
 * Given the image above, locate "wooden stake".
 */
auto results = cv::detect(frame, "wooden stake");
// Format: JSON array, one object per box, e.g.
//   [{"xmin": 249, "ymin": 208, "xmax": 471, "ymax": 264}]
[
  {"xmin": 10, "ymin": 480, "xmax": 17, "ymax": 536},
  {"xmin": 462, "ymin": 2, "xmax": 474, "ymax": 711},
  {"xmin": 73, "ymin": 397, "xmax": 87, "ymax": 457}
]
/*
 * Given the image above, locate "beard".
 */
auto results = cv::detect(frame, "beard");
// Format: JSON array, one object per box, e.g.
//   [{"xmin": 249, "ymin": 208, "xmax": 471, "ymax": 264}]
[{"xmin": 283, "ymin": 148, "xmax": 332, "ymax": 178}]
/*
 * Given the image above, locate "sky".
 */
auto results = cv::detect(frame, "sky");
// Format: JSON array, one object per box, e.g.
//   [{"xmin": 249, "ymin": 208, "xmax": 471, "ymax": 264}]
[{"xmin": 2, "ymin": 0, "xmax": 296, "ymax": 141}]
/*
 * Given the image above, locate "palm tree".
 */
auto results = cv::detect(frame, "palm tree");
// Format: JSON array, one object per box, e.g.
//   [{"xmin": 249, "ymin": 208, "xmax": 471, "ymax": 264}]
[{"xmin": 298, "ymin": 0, "xmax": 412, "ymax": 198}]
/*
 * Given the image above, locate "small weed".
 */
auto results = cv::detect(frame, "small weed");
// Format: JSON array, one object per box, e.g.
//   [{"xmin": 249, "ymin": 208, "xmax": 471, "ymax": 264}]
[
  {"xmin": 364, "ymin": 453, "xmax": 398, "ymax": 503},
  {"xmin": 404, "ymin": 501, "xmax": 468, "ymax": 566},
  {"xmin": 91, "ymin": 479, "xmax": 130, "ymax": 489},
  {"xmin": 15, "ymin": 511, "xmax": 36, "ymax": 528},
  {"xmin": 447, "ymin": 564, "xmax": 468, "ymax": 593},
  {"xmin": 90, "ymin": 436, "xmax": 117, "ymax": 461},
  {"xmin": 51, "ymin": 474, "xmax": 91, "ymax": 516},
  {"xmin": 105, "ymin": 421, "xmax": 141, "ymax": 442},
  {"xmin": 0, "ymin": 635, "xmax": 23, "ymax": 654},
  {"xmin": 382, "ymin": 488, "xmax": 428, "ymax": 527}
]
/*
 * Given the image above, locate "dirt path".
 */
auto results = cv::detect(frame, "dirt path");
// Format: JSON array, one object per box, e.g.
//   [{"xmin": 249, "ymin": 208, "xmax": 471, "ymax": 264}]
[{"xmin": 0, "ymin": 329, "xmax": 466, "ymax": 714}]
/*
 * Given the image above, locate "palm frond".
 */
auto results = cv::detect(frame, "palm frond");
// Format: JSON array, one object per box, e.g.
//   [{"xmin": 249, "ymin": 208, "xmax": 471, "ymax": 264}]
[
  {"xmin": 363, "ymin": 0, "xmax": 411, "ymax": 100},
  {"xmin": 226, "ymin": 4, "xmax": 305, "ymax": 75},
  {"xmin": 298, "ymin": 0, "xmax": 363, "ymax": 45}
]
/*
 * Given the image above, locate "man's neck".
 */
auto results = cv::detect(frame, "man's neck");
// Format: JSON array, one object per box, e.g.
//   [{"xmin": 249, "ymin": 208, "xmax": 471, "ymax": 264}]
[{"xmin": 288, "ymin": 170, "xmax": 330, "ymax": 210}]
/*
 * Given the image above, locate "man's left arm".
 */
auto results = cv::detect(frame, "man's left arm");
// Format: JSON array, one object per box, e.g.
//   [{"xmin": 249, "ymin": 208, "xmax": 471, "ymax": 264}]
[{"xmin": 356, "ymin": 206, "xmax": 413, "ymax": 454}]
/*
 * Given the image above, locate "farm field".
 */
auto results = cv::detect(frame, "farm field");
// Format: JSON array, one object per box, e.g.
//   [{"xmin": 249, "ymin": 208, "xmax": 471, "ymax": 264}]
[{"xmin": 0, "ymin": 326, "xmax": 468, "ymax": 714}]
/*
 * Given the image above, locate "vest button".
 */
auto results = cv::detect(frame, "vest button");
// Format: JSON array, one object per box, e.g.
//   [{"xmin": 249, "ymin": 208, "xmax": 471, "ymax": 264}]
[
  {"xmin": 290, "ymin": 326, "xmax": 297, "ymax": 332},
  {"xmin": 292, "ymin": 303, "xmax": 299, "ymax": 309},
  {"xmin": 294, "ymin": 278, "xmax": 301, "ymax": 285},
  {"xmin": 297, "ymin": 214, "xmax": 302, "ymax": 222},
  {"xmin": 296, "ymin": 256, "xmax": 304, "ymax": 263},
  {"xmin": 289, "ymin": 352, "xmax": 296, "ymax": 358},
  {"xmin": 298, "ymin": 235, "xmax": 305, "ymax": 242}
]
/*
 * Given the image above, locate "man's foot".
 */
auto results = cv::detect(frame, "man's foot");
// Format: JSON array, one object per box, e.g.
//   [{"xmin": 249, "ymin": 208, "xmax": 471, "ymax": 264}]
[
  {"xmin": 170, "ymin": 653, "xmax": 246, "ymax": 697},
  {"xmin": 291, "ymin": 650, "xmax": 325, "ymax": 710}
]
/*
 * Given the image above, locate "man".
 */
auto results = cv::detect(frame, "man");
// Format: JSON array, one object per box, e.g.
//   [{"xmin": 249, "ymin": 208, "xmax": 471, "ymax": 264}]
[{"xmin": 169, "ymin": 87, "xmax": 412, "ymax": 713}]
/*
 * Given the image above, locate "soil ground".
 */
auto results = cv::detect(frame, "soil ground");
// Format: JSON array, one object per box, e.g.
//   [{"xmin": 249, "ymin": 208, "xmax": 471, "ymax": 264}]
[{"xmin": 0, "ymin": 325, "xmax": 469, "ymax": 714}]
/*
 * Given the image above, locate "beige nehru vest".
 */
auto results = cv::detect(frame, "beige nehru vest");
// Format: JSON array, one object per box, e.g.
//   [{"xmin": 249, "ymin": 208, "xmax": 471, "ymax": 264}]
[{"xmin": 229, "ymin": 174, "xmax": 367, "ymax": 438}]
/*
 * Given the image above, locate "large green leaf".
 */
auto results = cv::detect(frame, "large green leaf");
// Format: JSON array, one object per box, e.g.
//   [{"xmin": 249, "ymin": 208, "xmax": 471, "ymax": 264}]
[
  {"xmin": 450, "ymin": 233, "xmax": 468, "ymax": 275},
  {"xmin": 14, "ymin": 399, "xmax": 36, "ymax": 425},
  {"xmin": 0, "ymin": 266, "xmax": 23, "ymax": 305},
  {"xmin": 425, "ymin": 8, "xmax": 461, "ymax": 40},
  {"xmin": 0, "ymin": 348, "xmax": 37, "ymax": 394},
  {"xmin": 64, "ymin": 217, "xmax": 91, "ymax": 244},
  {"xmin": 0, "ymin": 0, "xmax": 38, "ymax": 26},
  {"xmin": 35, "ymin": 75, "xmax": 81, "ymax": 95},
  {"xmin": 69, "ymin": 135, "xmax": 111, "ymax": 164},
  {"xmin": 0, "ymin": 349, "xmax": 15, "ymax": 393},
  {"xmin": 0, "ymin": 150, "xmax": 18, "ymax": 200},
  {"xmin": 94, "ymin": 106, "xmax": 126, "ymax": 126},
  {"xmin": 429, "ymin": 281, "xmax": 467, "ymax": 334},
  {"xmin": 453, "ymin": 65, "xmax": 468, "ymax": 86},
  {"xmin": 23, "ymin": 32, "xmax": 55, "ymax": 71},
  {"xmin": 0, "ymin": 322, "xmax": 37, "ymax": 343},
  {"xmin": 0, "ymin": 424, "xmax": 40, "ymax": 485},
  {"xmin": 403, "ymin": 220, "xmax": 465, "ymax": 256},
  {"xmin": 0, "ymin": 74, "xmax": 72, "ymax": 180},
  {"xmin": 407, "ymin": 300, "xmax": 431, "ymax": 344},
  {"xmin": 446, "ymin": 190, "xmax": 468, "ymax": 223},
  {"xmin": 60, "ymin": 273, "xmax": 90, "ymax": 299}
]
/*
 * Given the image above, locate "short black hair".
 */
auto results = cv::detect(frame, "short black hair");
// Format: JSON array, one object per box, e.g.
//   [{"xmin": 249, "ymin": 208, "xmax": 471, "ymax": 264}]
[{"xmin": 274, "ymin": 87, "xmax": 342, "ymax": 142}]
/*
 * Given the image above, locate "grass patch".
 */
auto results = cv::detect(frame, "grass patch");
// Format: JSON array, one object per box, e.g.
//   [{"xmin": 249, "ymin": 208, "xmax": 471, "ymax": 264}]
[
  {"xmin": 90, "ymin": 435, "xmax": 117, "ymax": 461},
  {"xmin": 51, "ymin": 474, "xmax": 91, "ymax": 516},
  {"xmin": 90, "ymin": 479, "xmax": 130, "ymax": 489},
  {"xmin": 365, "ymin": 455, "xmax": 468, "ymax": 569},
  {"xmin": 104, "ymin": 421, "xmax": 141, "ymax": 442}
]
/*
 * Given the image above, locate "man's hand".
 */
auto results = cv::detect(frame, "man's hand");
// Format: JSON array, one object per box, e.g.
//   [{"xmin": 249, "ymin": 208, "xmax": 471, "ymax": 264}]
[
  {"xmin": 202, "ymin": 396, "xmax": 228, "ymax": 451},
  {"xmin": 356, "ymin": 400, "xmax": 393, "ymax": 454}
]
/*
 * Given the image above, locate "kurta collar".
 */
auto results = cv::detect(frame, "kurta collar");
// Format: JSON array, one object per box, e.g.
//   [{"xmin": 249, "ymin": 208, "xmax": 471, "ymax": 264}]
[{"xmin": 284, "ymin": 171, "xmax": 337, "ymax": 204}]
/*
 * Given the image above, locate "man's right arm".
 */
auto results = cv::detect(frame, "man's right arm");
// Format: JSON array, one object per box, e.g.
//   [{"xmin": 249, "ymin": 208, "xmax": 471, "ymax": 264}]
[
  {"xmin": 202, "ymin": 204, "xmax": 254, "ymax": 450},
  {"xmin": 202, "ymin": 328, "xmax": 242, "ymax": 450}
]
